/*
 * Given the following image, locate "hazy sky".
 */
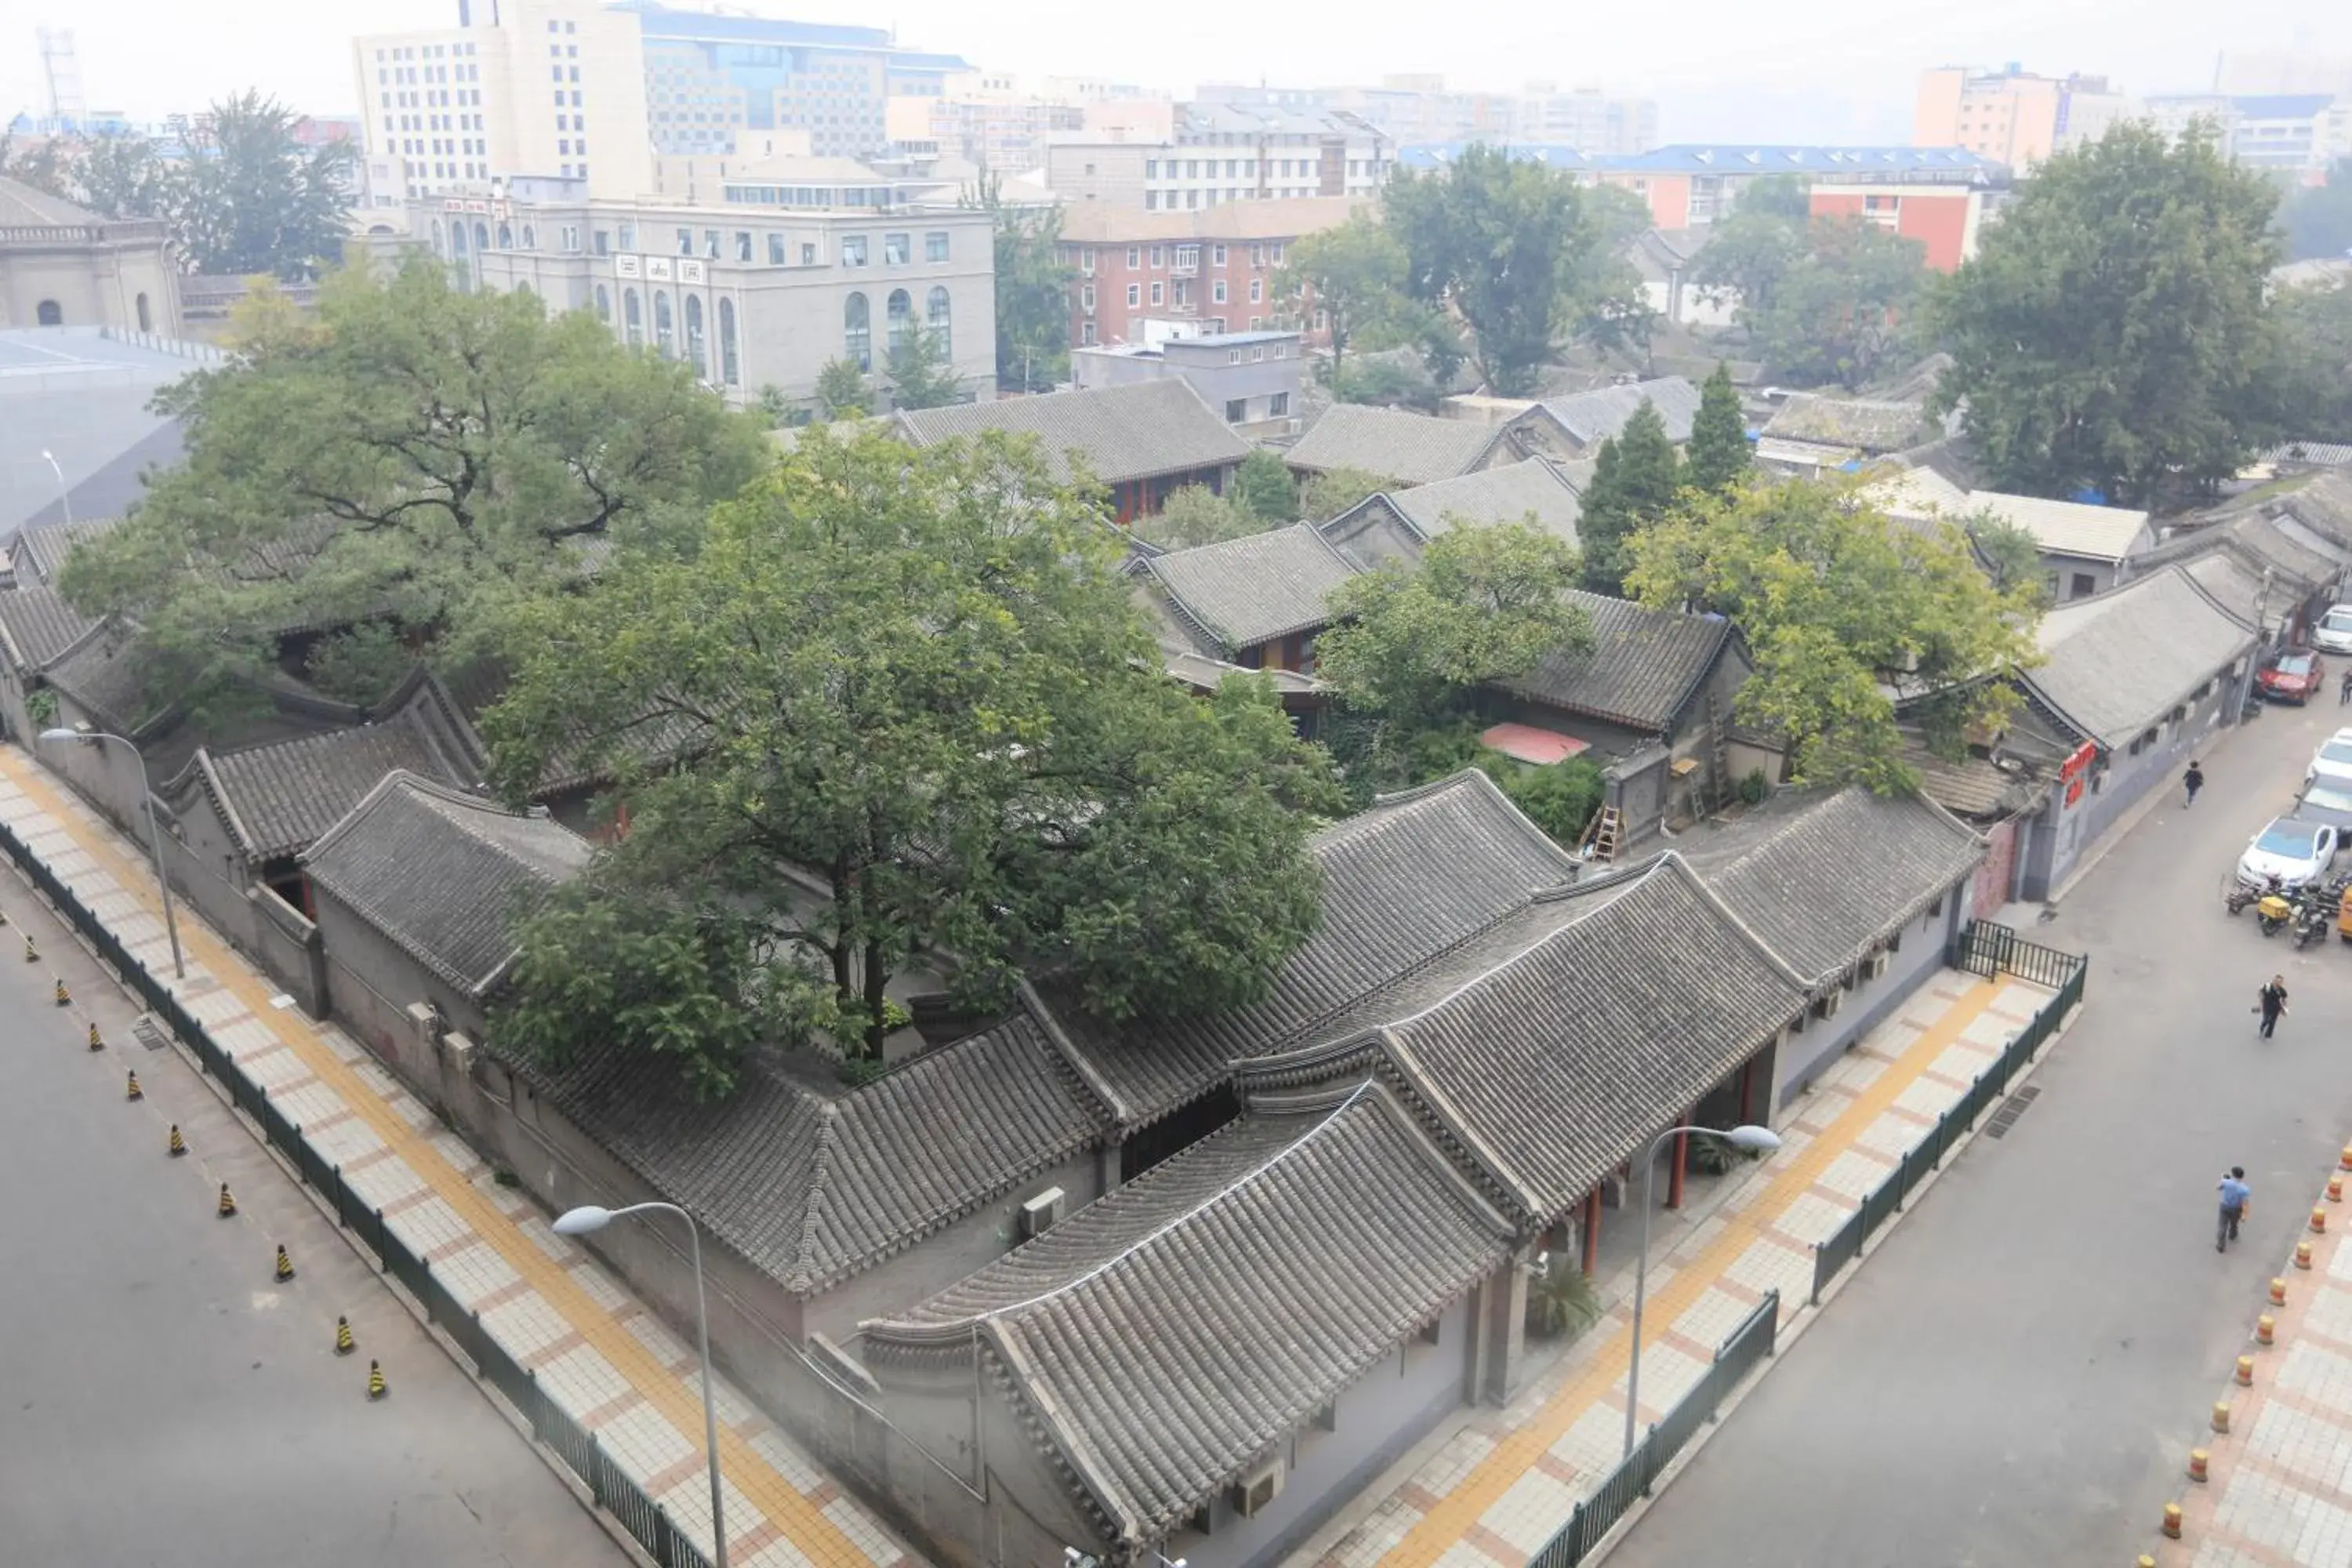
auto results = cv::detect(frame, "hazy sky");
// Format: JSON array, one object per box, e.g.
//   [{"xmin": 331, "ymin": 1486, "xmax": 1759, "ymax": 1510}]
[{"xmin": 2, "ymin": 0, "xmax": 2348, "ymax": 145}]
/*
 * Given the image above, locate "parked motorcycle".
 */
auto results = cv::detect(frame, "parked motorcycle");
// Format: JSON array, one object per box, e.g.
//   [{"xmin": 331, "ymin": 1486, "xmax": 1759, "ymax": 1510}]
[
  {"xmin": 2258, "ymin": 892, "xmax": 2296, "ymax": 935},
  {"xmin": 2229, "ymin": 875, "xmax": 2285, "ymax": 916},
  {"xmin": 2296, "ymin": 890, "xmax": 2334, "ymax": 948}
]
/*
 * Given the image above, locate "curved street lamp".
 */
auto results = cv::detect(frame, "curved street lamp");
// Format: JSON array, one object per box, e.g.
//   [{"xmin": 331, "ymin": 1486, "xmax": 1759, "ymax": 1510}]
[
  {"xmin": 38, "ymin": 727, "xmax": 182, "ymax": 978},
  {"xmin": 555, "ymin": 1200, "xmax": 728, "ymax": 1567},
  {"xmin": 1623, "ymin": 1122, "xmax": 1782, "ymax": 1461}
]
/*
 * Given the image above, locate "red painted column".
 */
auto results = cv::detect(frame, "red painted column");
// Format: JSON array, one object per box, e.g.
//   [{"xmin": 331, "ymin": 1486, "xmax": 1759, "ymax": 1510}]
[
  {"xmin": 1668, "ymin": 1128, "xmax": 1688, "ymax": 1210},
  {"xmin": 1581, "ymin": 1186, "xmax": 1602, "ymax": 1276}
]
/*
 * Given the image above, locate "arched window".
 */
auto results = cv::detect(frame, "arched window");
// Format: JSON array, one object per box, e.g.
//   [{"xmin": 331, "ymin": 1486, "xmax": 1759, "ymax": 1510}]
[
  {"xmin": 452, "ymin": 222, "xmax": 470, "ymax": 255},
  {"xmin": 497, "ymin": 221, "xmax": 514, "ymax": 249},
  {"xmin": 594, "ymin": 285, "xmax": 611, "ymax": 324},
  {"xmin": 927, "ymin": 286, "xmax": 951, "ymax": 360},
  {"xmin": 844, "ymin": 292, "xmax": 870, "ymax": 370},
  {"xmin": 473, "ymin": 222, "xmax": 489, "ymax": 256},
  {"xmin": 886, "ymin": 289, "xmax": 913, "ymax": 358},
  {"xmin": 35, "ymin": 300, "xmax": 62, "ymax": 327},
  {"xmin": 653, "ymin": 290, "xmax": 675, "ymax": 358},
  {"xmin": 136, "ymin": 293, "xmax": 152, "ymax": 332},
  {"xmin": 718, "ymin": 297, "xmax": 739, "ymax": 387},
  {"xmin": 430, "ymin": 218, "xmax": 445, "ymax": 256},
  {"xmin": 521, "ymin": 224, "xmax": 535, "ymax": 249},
  {"xmin": 623, "ymin": 288, "xmax": 643, "ymax": 347},
  {"xmin": 684, "ymin": 294, "xmax": 706, "ymax": 376}
]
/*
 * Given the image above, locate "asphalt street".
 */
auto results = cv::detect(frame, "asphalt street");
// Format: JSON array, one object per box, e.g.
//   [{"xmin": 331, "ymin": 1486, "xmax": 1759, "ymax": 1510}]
[
  {"xmin": 0, "ymin": 869, "xmax": 626, "ymax": 1566},
  {"xmin": 1612, "ymin": 694, "xmax": 2352, "ymax": 1568}
]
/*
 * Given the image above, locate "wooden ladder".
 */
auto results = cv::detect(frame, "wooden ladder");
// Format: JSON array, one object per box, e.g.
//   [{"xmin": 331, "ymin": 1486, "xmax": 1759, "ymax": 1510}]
[
  {"xmin": 1582, "ymin": 804, "xmax": 1625, "ymax": 862},
  {"xmin": 1704, "ymin": 684, "xmax": 1733, "ymax": 810}
]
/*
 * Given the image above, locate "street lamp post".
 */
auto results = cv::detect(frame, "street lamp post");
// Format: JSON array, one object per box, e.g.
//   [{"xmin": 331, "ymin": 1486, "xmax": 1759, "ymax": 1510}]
[
  {"xmin": 38, "ymin": 449, "xmax": 71, "ymax": 528},
  {"xmin": 38, "ymin": 726, "xmax": 183, "ymax": 979},
  {"xmin": 555, "ymin": 1201, "xmax": 728, "ymax": 1568},
  {"xmin": 1621, "ymin": 1123, "xmax": 1782, "ymax": 1462}
]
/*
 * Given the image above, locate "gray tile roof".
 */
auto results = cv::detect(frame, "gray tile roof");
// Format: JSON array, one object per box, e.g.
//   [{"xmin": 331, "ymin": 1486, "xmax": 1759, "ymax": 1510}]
[
  {"xmin": 302, "ymin": 771, "xmax": 592, "ymax": 996},
  {"xmin": 1501, "ymin": 592, "xmax": 1736, "ymax": 733},
  {"xmin": 177, "ymin": 670, "xmax": 488, "ymax": 860},
  {"xmin": 1032, "ymin": 769, "xmax": 1582, "ymax": 1128},
  {"xmin": 2268, "ymin": 441, "xmax": 2352, "ymax": 470},
  {"xmin": 42, "ymin": 620, "xmax": 185, "ymax": 735},
  {"xmin": 1900, "ymin": 740, "xmax": 2050, "ymax": 822},
  {"xmin": 1319, "ymin": 460, "xmax": 1592, "ymax": 569},
  {"xmin": 1762, "ymin": 394, "xmax": 1934, "ymax": 454},
  {"xmin": 1671, "ymin": 786, "xmax": 1984, "ymax": 985},
  {"xmin": 1250, "ymin": 856, "xmax": 1809, "ymax": 1221},
  {"xmin": 861, "ymin": 1083, "xmax": 1512, "ymax": 1547},
  {"xmin": 12, "ymin": 514, "xmax": 123, "ymax": 586},
  {"xmin": 2273, "ymin": 474, "xmax": 2352, "ymax": 552},
  {"xmin": 1538, "ymin": 377, "xmax": 1701, "ymax": 447},
  {"xmin": 890, "ymin": 381, "xmax": 1250, "ymax": 486},
  {"xmin": 0, "ymin": 584, "xmax": 96, "ymax": 670},
  {"xmin": 1141, "ymin": 523, "xmax": 1361, "ymax": 652},
  {"xmin": 503, "ymin": 994, "xmax": 1116, "ymax": 1296},
  {"xmin": 1283, "ymin": 405, "xmax": 1515, "ymax": 485},
  {"xmin": 2026, "ymin": 565, "xmax": 2257, "ymax": 749},
  {"xmin": 2180, "ymin": 550, "xmax": 2270, "ymax": 627},
  {"xmin": 1963, "ymin": 490, "xmax": 2150, "ymax": 564}
]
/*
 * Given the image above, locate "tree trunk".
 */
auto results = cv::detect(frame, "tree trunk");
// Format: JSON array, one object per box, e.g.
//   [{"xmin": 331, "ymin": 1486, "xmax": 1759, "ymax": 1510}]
[{"xmin": 862, "ymin": 935, "xmax": 890, "ymax": 1062}]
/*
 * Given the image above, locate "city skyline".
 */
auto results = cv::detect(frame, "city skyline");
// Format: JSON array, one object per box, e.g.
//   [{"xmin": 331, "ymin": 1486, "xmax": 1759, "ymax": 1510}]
[{"xmin": 5, "ymin": 0, "xmax": 2347, "ymax": 150}]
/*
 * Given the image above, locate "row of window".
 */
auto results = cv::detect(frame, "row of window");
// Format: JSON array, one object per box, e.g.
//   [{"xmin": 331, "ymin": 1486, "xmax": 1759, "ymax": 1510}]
[
  {"xmin": 1146, "ymin": 187, "xmax": 1338, "ymax": 210},
  {"xmin": 1143, "ymin": 157, "xmax": 1383, "ymax": 180},
  {"xmin": 840, "ymin": 288, "xmax": 953, "ymax": 370},
  {"xmin": 574, "ymin": 281, "xmax": 955, "ymax": 386},
  {"xmin": 1084, "ymin": 276, "xmax": 1271, "ymax": 310},
  {"xmin": 1076, "ymin": 241, "xmax": 1289, "ymax": 274},
  {"xmin": 1078, "ymin": 314, "xmax": 1312, "ymax": 346}
]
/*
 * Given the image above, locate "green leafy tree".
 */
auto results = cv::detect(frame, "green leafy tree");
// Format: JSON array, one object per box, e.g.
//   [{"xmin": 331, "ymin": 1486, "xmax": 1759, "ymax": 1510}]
[
  {"xmin": 1746, "ymin": 218, "xmax": 1928, "ymax": 390},
  {"xmin": 1384, "ymin": 144, "xmax": 1594, "ymax": 396},
  {"xmin": 2262, "ymin": 282, "xmax": 2352, "ymax": 444},
  {"xmin": 1684, "ymin": 362, "xmax": 1751, "ymax": 496},
  {"xmin": 0, "ymin": 132, "xmax": 69, "ymax": 199},
  {"xmin": 1563, "ymin": 183, "xmax": 1661, "ymax": 367},
  {"xmin": 1331, "ymin": 354, "xmax": 1441, "ymax": 410},
  {"xmin": 978, "ymin": 182, "xmax": 1072, "ymax": 393},
  {"xmin": 1576, "ymin": 401, "xmax": 1683, "ymax": 594},
  {"xmin": 1279, "ymin": 211, "xmax": 1410, "ymax": 390},
  {"xmin": 70, "ymin": 130, "xmax": 169, "ymax": 221},
  {"xmin": 1932, "ymin": 123, "xmax": 2282, "ymax": 503},
  {"xmin": 59, "ymin": 260, "xmax": 767, "ymax": 694},
  {"xmin": 2282, "ymin": 159, "xmax": 2352, "ymax": 263},
  {"xmin": 1318, "ymin": 521, "xmax": 1592, "ymax": 733},
  {"xmin": 1964, "ymin": 514, "xmax": 2053, "ymax": 610},
  {"xmin": 1134, "ymin": 485, "xmax": 1265, "ymax": 550},
  {"xmin": 301, "ymin": 623, "xmax": 416, "ymax": 704},
  {"xmin": 883, "ymin": 325, "xmax": 964, "ymax": 409},
  {"xmin": 1625, "ymin": 477, "xmax": 2043, "ymax": 790},
  {"xmin": 814, "ymin": 356, "xmax": 871, "ymax": 417},
  {"xmin": 484, "ymin": 426, "xmax": 1340, "ymax": 1069},
  {"xmin": 1477, "ymin": 753, "xmax": 1607, "ymax": 848},
  {"xmin": 754, "ymin": 384, "xmax": 793, "ymax": 426},
  {"xmin": 170, "ymin": 93, "xmax": 360, "ymax": 280},
  {"xmin": 1691, "ymin": 176, "xmax": 1813, "ymax": 318},
  {"xmin": 1232, "ymin": 448, "xmax": 1300, "ymax": 524},
  {"xmin": 1299, "ymin": 466, "xmax": 1396, "ymax": 524}
]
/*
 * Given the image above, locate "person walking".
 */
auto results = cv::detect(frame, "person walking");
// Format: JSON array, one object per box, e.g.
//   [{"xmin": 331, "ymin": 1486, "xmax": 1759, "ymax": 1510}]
[
  {"xmin": 2339, "ymin": 666, "xmax": 2352, "ymax": 706},
  {"xmin": 2219, "ymin": 1167, "xmax": 2252, "ymax": 1252},
  {"xmin": 2185, "ymin": 760, "xmax": 2205, "ymax": 808},
  {"xmin": 2256, "ymin": 975, "xmax": 2289, "ymax": 1038}
]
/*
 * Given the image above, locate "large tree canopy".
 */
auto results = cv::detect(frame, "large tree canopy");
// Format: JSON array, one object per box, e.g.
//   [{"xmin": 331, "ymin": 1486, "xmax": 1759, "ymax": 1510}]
[
  {"xmin": 60, "ymin": 260, "xmax": 767, "ymax": 690},
  {"xmin": 1626, "ymin": 478, "xmax": 2043, "ymax": 791},
  {"xmin": 485, "ymin": 426, "xmax": 1338, "ymax": 1083},
  {"xmin": 1384, "ymin": 144, "xmax": 1595, "ymax": 396},
  {"xmin": 1279, "ymin": 210, "xmax": 1410, "ymax": 390},
  {"xmin": 981, "ymin": 183, "xmax": 1073, "ymax": 394},
  {"xmin": 1931, "ymin": 123, "xmax": 2282, "ymax": 503},
  {"xmin": 1574, "ymin": 401, "xmax": 1683, "ymax": 595},
  {"xmin": 1695, "ymin": 186, "xmax": 1928, "ymax": 391}
]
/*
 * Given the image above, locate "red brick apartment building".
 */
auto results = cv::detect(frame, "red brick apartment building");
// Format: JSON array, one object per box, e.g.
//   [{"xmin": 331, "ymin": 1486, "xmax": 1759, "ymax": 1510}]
[{"xmin": 1058, "ymin": 196, "xmax": 1366, "ymax": 350}]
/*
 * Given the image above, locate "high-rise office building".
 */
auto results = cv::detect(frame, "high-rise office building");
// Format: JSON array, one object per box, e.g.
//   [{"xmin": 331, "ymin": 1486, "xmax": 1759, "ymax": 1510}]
[{"xmin": 1913, "ymin": 65, "xmax": 2133, "ymax": 170}]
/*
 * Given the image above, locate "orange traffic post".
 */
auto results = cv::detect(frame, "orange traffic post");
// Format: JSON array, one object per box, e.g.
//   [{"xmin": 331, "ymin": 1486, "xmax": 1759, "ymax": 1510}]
[
  {"xmin": 2162, "ymin": 1501, "xmax": 2183, "ymax": 1539},
  {"xmin": 2259, "ymin": 1313, "xmax": 2277, "ymax": 1346},
  {"xmin": 2313, "ymin": 1206, "xmax": 2329, "ymax": 1235},
  {"xmin": 2236, "ymin": 1355, "xmax": 2256, "ymax": 1386},
  {"xmin": 2299, "ymin": 1240, "xmax": 2317, "ymax": 1269},
  {"xmin": 2340, "ymin": 1143, "xmax": 2352, "ymax": 1171},
  {"xmin": 2273, "ymin": 1276, "xmax": 2290, "ymax": 1305},
  {"xmin": 2188, "ymin": 1447, "xmax": 2209, "ymax": 1483},
  {"xmin": 2332, "ymin": 1174, "xmax": 2345, "ymax": 1203},
  {"xmin": 2213, "ymin": 1399, "xmax": 2232, "ymax": 1433}
]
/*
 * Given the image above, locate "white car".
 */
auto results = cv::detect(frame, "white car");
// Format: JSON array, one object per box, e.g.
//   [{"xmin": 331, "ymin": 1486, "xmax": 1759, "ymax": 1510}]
[
  {"xmin": 2314, "ymin": 604, "xmax": 2352, "ymax": 655},
  {"xmin": 2310, "ymin": 729, "xmax": 2352, "ymax": 792},
  {"xmin": 2238, "ymin": 815, "xmax": 2341, "ymax": 890}
]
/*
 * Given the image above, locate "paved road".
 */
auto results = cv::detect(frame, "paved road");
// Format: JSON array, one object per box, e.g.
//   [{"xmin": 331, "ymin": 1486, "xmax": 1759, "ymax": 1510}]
[
  {"xmin": 0, "ymin": 875, "xmax": 627, "ymax": 1566},
  {"xmin": 1612, "ymin": 698, "xmax": 2352, "ymax": 1568}
]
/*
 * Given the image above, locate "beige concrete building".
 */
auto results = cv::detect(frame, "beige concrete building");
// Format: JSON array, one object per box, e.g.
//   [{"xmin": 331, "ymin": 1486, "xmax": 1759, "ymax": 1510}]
[
  {"xmin": 1915, "ymin": 65, "xmax": 2133, "ymax": 169},
  {"xmin": 0, "ymin": 177, "xmax": 180, "ymax": 335},
  {"xmin": 406, "ymin": 175, "xmax": 995, "ymax": 409},
  {"xmin": 353, "ymin": 0, "xmax": 655, "ymax": 205}
]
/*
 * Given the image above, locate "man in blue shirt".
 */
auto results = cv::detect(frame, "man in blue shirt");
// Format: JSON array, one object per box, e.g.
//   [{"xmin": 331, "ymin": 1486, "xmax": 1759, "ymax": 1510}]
[{"xmin": 2219, "ymin": 1167, "xmax": 2252, "ymax": 1252}]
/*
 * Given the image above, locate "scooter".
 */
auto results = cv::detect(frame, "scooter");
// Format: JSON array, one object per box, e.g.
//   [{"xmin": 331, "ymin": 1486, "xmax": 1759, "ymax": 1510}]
[
  {"xmin": 2229, "ymin": 874, "xmax": 2285, "ymax": 916},
  {"xmin": 2257, "ymin": 891, "xmax": 2295, "ymax": 936}
]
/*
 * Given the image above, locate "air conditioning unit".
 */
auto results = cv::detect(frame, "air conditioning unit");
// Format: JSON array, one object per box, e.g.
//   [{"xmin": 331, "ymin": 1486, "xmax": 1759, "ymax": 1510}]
[
  {"xmin": 1861, "ymin": 949, "xmax": 1892, "ymax": 982},
  {"xmin": 1232, "ymin": 1456, "xmax": 1286, "ymax": 1517},
  {"xmin": 1284, "ymin": 417, "xmax": 1303, "ymax": 435},
  {"xmin": 1021, "ymin": 1187, "xmax": 1066, "ymax": 1239},
  {"xmin": 1814, "ymin": 989, "xmax": 1845, "ymax": 1022}
]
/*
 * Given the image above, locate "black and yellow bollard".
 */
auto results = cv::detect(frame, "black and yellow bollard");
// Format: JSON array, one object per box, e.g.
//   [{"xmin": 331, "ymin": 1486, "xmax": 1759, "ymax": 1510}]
[
  {"xmin": 273, "ymin": 1245, "xmax": 294, "ymax": 1283},
  {"xmin": 22, "ymin": 933, "xmax": 35, "ymax": 963},
  {"xmin": 334, "ymin": 1316, "xmax": 356, "ymax": 1356},
  {"xmin": 87, "ymin": 1021, "xmax": 102, "ymax": 1051},
  {"xmin": 167, "ymin": 1123, "xmax": 187, "ymax": 1157},
  {"xmin": 216, "ymin": 1181, "xmax": 236, "ymax": 1218},
  {"xmin": 53, "ymin": 977, "xmax": 68, "ymax": 1007},
  {"xmin": 365, "ymin": 1360, "xmax": 387, "ymax": 1401},
  {"xmin": 125, "ymin": 1069, "xmax": 141, "ymax": 1101}
]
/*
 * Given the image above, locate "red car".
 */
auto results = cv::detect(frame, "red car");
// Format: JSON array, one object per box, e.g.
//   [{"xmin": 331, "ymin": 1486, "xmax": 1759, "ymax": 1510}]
[{"xmin": 2259, "ymin": 651, "xmax": 2326, "ymax": 704}]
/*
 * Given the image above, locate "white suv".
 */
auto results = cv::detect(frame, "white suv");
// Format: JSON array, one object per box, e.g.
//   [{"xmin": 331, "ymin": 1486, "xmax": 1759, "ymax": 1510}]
[
  {"xmin": 2312, "ymin": 728, "xmax": 2352, "ymax": 792},
  {"xmin": 2314, "ymin": 604, "xmax": 2352, "ymax": 655}
]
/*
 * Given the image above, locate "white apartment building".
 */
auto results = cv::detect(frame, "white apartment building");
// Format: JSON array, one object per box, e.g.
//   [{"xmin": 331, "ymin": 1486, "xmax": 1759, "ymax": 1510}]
[
  {"xmin": 1512, "ymin": 83, "xmax": 1658, "ymax": 156},
  {"xmin": 1045, "ymin": 103, "xmax": 1390, "ymax": 211},
  {"xmin": 354, "ymin": 0, "xmax": 653, "ymax": 205},
  {"xmin": 405, "ymin": 176, "xmax": 996, "ymax": 409}
]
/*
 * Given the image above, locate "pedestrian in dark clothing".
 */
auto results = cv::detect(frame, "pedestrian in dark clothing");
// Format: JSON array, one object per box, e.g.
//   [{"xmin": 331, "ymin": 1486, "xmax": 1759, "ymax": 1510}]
[
  {"xmin": 2339, "ymin": 667, "xmax": 2352, "ymax": 706},
  {"xmin": 2219, "ymin": 1167, "xmax": 2251, "ymax": 1252},
  {"xmin": 2257, "ymin": 976, "xmax": 2289, "ymax": 1038},
  {"xmin": 2185, "ymin": 761, "xmax": 2205, "ymax": 808}
]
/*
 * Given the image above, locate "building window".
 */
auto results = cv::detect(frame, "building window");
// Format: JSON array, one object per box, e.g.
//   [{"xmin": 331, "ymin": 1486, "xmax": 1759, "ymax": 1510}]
[
  {"xmin": 1125, "ymin": 245, "xmax": 1141, "ymax": 269},
  {"xmin": 842, "ymin": 234, "xmax": 869, "ymax": 267},
  {"xmin": 927, "ymin": 285, "xmax": 950, "ymax": 358},
  {"xmin": 1145, "ymin": 192, "xmax": 1159, "ymax": 210},
  {"xmin": 768, "ymin": 233, "xmax": 786, "ymax": 264},
  {"xmin": 677, "ymin": 227, "xmax": 694, "ymax": 256},
  {"xmin": 1145, "ymin": 158, "xmax": 1159, "ymax": 178},
  {"xmin": 1150, "ymin": 282, "xmax": 1164, "ymax": 306},
  {"xmin": 1083, "ymin": 283, "xmax": 1097, "ymax": 311},
  {"xmin": 1081, "ymin": 321, "xmax": 1097, "ymax": 346},
  {"xmin": 1270, "ymin": 391, "xmax": 1289, "ymax": 417},
  {"xmin": 886, "ymin": 288, "xmax": 913, "ymax": 357},
  {"xmin": 684, "ymin": 294, "xmax": 707, "ymax": 376},
  {"xmin": 593, "ymin": 285, "xmax": 611, "ymax": 322},
  {"xmin": 1250, "ymin": 278, "xmax": 1264, "ymax": 303},
  {"xmin": 1213, "ymin": 280, "xmax": 1227, "ymax": 303},
  {"xmin": 844, "ymin": 291, "xmax": 871, "ymax": 368},
  {"xmin": 1225, "ymin": 397, "xmax": 1247, "ymax": 423},
  {"xmin": 735, "ymin": 230, "xmax": 753, "ymax": 261},
  {"xmin": 926, "ymin": 231, "xmax": 950, "ymax": 262},
  {"xmin": 1150, "ymin": 245, "xmax": 1164, "ymax": 269},
  {"xmin": 135, "ymin": 293, "xmax": 151, "ymax": 332},
  {"xmin": 719, "ymin": 297, "xmax": 739, "ymax": 386},
  {"xmin": 884, "ymin": 232, "xmax": 909, "ymax": 265},
  {"xmin": 1212, "ymin": 243, "xmax": 1227, "ymax": 266},
  {"xmin": 623, "ymin": 287, "xmax": 642, "ymax": 347},
  {"xmin": 653, "ymin": 290, "xmax": 676, "ymax": 358},
  {"xmin": 1126, "ymin": 284, "xmax": 1139, "ymax": 307},
  {"xmin": 801, "ymin": 241, "xmax": 818, "ymax": 265}
]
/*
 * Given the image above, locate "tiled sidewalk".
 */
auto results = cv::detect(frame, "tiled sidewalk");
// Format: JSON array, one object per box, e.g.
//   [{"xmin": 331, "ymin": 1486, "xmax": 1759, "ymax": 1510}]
[
  {"xmin": 0, "ymin": 747, "xmax": 909, "ymax": 1568},
  {"xmin": 2165, "ymin": 1158, "xmax": 2352, "ymax": 1567},
  {"xmin": 1305, "ymin": 967, "xmax": 2059, "ymax": 1568}
]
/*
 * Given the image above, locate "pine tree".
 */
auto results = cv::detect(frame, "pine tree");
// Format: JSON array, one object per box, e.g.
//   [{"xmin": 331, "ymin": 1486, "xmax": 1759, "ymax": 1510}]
[
  {"xmin": 1684, "ymin": 363, "xmax": 1751, "ymax": 496},
  {"xmin": 1576, "ymin": 401, "xmax": 1682, "ymax": 596}
]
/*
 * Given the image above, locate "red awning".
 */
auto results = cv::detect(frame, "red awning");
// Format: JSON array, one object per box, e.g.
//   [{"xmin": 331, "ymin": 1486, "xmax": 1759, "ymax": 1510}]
[{"xmin": 1479, "ymin": 722, "xmax": 1590, "ymax": 767}]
